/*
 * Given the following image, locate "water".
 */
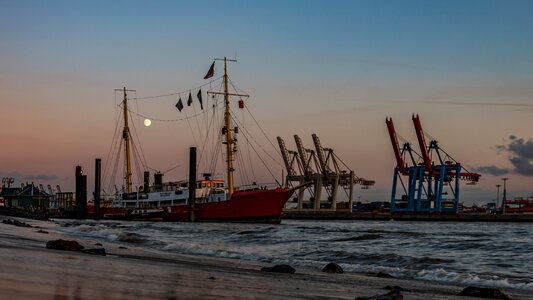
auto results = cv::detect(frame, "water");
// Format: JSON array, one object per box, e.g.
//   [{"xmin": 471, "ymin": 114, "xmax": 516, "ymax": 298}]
[{"xmin": 55, "ymin": 219, "xmax": 533, "ymax": 291}]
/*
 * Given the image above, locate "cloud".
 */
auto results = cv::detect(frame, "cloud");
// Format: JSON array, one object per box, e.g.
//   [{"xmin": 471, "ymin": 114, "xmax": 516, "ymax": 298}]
[
  {"xmin": 351, "ymin": 58, "xmax": 438, "ymax": 72},
  {"xmin": 0, "ymin": 172, "xmax": 23, "ymax": 183},
  {"xmin": 421, "ymin": 101, "xmax": 533, "ymax": 108},
  {"xmin": 509, "ymin": 157, "xmax": 533, "ymax": 176},
  {"xmin": 24, "ymin": 174, "xmax": 59, "ymax": 181},
  {"xmin": 506, "ymin": 137, "xmax": 533, "ymax": 160},
  {"xmin": 0, "ymin": 172, "xmax": 58, "ymax": 186},
  {"xmin": 504, "ymin": 135, "xmax": 533, "ymax": 176},
  {"xmin": 475, "ymin": 165, "xmax": 509, "ymax": 176},
  {"xmin": 486, "ymin": 135, "xmax": 533, "ymax": 177}
]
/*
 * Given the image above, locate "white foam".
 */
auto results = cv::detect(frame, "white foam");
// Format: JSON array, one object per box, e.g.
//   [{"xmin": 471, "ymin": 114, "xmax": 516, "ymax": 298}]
[{"xmin": 416, "ymin": 268, "xmax": 533, "ymax": 291}]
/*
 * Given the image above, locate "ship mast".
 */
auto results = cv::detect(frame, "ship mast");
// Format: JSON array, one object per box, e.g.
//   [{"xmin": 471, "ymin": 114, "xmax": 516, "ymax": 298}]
[
  {"xmin": 115, "ymin": 87, "xmax": 136, "ymax": 193},
  {"xmin": 223, "ymin": 58, "xmax": 235, "ymax": 196},
  {"xmin": 208, "ymin": 57, "xmax": 248, "ymax": 197}
]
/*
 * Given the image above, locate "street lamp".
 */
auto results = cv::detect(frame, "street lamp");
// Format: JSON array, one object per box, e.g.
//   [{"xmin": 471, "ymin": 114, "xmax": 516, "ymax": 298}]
[
  {"xmin": 496, "ymin": 184, "xmax": 501, "ymax": 209},
  {"xmin": 501, "ymin": 178, "xmax": 509, "ymax": 215}
]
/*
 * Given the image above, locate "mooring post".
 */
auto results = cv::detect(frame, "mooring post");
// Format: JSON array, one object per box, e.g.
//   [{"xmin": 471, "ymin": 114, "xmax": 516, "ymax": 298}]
[
  {"xmin": 188, "ymin": 147, "xmax": 197, "ymax": 222},
  {"xmin": 75, "ymin": 166, "xmax": 87, "ymax": 219},
  {"xmin": 94, "ymin": 159, "xmax": 101, "ymax": 219}
]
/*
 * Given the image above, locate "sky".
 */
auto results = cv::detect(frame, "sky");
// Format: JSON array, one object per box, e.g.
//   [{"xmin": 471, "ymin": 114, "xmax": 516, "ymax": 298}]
[{"xmin": 1, "ymin": 0, "xmax": 533, "ymax": 204}]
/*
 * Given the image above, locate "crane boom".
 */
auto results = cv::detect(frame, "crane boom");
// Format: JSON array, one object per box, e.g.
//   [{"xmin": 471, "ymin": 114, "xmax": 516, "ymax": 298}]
[
  {"xmin": 294, "ymin": 135, "xmax": 310, "ymax": 178},
  {"xmin": 412, "ymin": 114, "xmax": 433, "ymax": 172},
  {"xmin": 277, "ymin": 136, "xmax": 294, "ymax": 177},
  {"xmin": 385, "ymin": 118, "xmax": 407, "ymax": 174},
  {"xmin": 312, "ymin": 134, "xmax": 328, "ymax": 174}
]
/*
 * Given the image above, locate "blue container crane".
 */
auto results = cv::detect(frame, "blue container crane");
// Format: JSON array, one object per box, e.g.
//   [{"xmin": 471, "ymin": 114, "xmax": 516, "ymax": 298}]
[{"xmin": 386, "ymin": 115, "xmax": 480, "ymax": 213}]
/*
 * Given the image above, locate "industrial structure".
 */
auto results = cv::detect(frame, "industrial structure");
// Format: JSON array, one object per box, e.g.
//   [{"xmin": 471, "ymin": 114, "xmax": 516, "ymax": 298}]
[
  {"xmin": 277, "ymin": 134, "xmax": 374, "ymax": 212},
  {"xmin": 386, "ymin": 115, "xmax": 480, "ymax": 213}
]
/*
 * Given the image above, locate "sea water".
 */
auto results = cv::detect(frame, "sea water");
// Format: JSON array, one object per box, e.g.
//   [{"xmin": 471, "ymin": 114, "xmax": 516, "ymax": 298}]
[{"xmin": 55, "ymin": 219, "xmax": 533, "ymax": 291}]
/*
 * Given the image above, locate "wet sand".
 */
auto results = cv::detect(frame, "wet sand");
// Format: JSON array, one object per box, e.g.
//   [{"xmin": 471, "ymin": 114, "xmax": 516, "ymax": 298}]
[{"xmin": 0, "ymin": 216, "xmax": 529, "ymax": 300}]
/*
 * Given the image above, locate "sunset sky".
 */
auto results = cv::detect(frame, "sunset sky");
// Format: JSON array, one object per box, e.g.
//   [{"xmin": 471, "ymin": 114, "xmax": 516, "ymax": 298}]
[{"xmin": 1, "ymin": 0, "xmax": 533, "ymax": 204}]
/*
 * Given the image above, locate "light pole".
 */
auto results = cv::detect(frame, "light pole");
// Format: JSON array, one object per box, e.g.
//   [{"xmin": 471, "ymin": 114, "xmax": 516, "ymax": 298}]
[
  {"xmin": 501, "ymin": 178, "xmax": 509, "ymax": 215},
  {"xmin": 496, "ymin": 184, "xmax": 501, "ymax": 209}
]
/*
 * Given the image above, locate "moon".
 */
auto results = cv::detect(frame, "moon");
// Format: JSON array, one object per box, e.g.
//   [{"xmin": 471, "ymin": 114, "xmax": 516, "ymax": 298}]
[{"xmin": 144, "ymin": 119, "xmax": 152, "ymax": 127}]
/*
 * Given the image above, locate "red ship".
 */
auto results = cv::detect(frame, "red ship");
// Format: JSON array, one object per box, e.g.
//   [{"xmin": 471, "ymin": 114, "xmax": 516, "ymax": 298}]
[
  {"xmin": 93, "ymin": 58, "xmax": 295, "ymax": 222},
  {"xmin": 163, "ymin": 188, "xmax": 295, "ymax": 223},
  {"xmin": 504, "ymin": 198, "xmax": 533, "ymax": 213}
]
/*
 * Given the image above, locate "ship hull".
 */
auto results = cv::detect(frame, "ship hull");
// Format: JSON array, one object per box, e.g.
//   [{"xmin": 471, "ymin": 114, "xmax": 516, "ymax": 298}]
[
  {"xmin": 164, "ymin": 188, "xmax": 294, "ymax": 223},
  {"xmin": 91, "ymin": 188, "xmax": 294, "ymax": 223},
  {"xmin": 505, "ymin": 206, "xmax": 533, "ymax": 213}
]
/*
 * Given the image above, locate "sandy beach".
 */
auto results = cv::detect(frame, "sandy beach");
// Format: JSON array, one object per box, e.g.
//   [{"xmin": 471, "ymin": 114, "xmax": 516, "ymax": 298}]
[{"xmin": 0, "ymin": 216, "xmax": 530, "ymax": 300}]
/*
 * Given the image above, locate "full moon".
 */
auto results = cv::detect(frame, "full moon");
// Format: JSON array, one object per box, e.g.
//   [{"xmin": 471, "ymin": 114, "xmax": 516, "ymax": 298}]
[{"xmin": 144, "ymin": 119, "xmax": 151, "ymax": 127}]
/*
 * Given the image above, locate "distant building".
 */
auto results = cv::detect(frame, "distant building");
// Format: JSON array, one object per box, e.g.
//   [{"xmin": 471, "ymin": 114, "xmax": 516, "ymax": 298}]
[
  {"xmin": 50, "ymin": 192, "xmax": 76, "ymax": 210},
  {"xmin": 0, "ymin": 184, "xmax": 52, "ymax": 210},
  {"xmin": 0, "ymin": 187, "xmax": 21, "ymax": 207}
]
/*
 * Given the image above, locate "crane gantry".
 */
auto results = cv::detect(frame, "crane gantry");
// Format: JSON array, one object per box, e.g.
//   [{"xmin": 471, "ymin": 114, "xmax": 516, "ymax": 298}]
[
  {"xmin": 278, "ymin": 134, "xmax": 374, "ymax": 212},
  {"xmin": 386, "ymin": 115, "xmax": 481, "ymax": 213}
]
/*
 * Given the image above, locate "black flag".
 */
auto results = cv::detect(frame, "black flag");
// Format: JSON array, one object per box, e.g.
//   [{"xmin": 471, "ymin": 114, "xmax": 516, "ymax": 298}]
[
  {"xmin": 197, "ymin": 89, "xmax": 203, "ymax": 110},
  {"xmin": 187, "ymin": 92, "xmax": 193, "ymax": 106},
  {"xmin": 175, "ymin": 98, "xmax": 184, "ymax": 112},
  {"xmin": 203, "ymin": 61, "xmax": 215, "ymax": 79}
]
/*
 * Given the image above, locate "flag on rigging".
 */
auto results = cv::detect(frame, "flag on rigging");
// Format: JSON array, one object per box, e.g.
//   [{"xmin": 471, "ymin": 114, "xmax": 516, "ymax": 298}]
[
  {"xmin": 187, "ymin": 92, "xmax": 193, "ymax": 106},
  {"xmin": 197, "ymin": 89, "xmax": 203, "ymax": 110},
  {"xmin": 203, "ymin": 61, "xmax": 215, "ymax": 79},
  {"xmin": 175, "ymin": 98, "xmax": 184, "ymax": 112}
]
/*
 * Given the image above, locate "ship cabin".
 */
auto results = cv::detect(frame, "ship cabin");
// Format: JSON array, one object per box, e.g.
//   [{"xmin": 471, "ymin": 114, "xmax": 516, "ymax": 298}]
[{"xmin": 195, "ymin": 179, "xmax": 227, "ymax": 203}]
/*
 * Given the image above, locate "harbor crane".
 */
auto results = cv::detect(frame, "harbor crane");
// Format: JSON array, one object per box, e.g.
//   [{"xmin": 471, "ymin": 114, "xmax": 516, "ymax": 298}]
[
  {"xmin": 386, "ymin": 115, "xmax": 480, "ymax": 213},
  {"xmin": 277, "ymin": 136, "xmax": 307, "ymax": 209},
  {"xmin": 278, "ymin": 134, "xmax": 374, "ymax": 212}
]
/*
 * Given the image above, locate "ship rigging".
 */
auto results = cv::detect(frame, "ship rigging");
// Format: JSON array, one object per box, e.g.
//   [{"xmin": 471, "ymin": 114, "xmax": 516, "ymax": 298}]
[{"xmin": 95, "ymin": 58, "xmax": 295, "ymax": 222}]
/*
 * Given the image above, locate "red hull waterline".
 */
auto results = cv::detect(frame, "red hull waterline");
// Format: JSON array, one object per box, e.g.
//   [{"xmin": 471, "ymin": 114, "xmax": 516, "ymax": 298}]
[{"xmin": 165, "ymin": 188, "xmax": 294, "ymax": 223}]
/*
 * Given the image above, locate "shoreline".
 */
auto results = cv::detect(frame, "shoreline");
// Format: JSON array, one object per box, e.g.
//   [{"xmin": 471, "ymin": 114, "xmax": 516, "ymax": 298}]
[
  {"xmin": 0, "ymin": 216, "xmax": 530, "ymax": 299},
  {"xmin": 283, "ymin": 211, "xmax": 533, "ymax": 222}
]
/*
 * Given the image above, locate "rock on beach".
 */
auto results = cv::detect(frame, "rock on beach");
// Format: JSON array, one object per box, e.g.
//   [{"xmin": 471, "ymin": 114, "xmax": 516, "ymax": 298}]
[
  {"xmin": 261, "ymin": 264, "xmax": 296, "ymax": 274},
  {"xmin": 45, "ymin": 239, "xmax": 84, "ymax": 251},
  {"xmin": 321, "ymin": 262, "xmax": 344, "ymax": 273}
]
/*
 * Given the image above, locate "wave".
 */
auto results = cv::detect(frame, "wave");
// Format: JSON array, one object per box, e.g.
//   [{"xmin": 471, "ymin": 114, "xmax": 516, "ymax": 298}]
[
  {"xmin": 416, "ymin": 268, "xmax": 533, "ymax": 291},
  {"xmin": 116, "ymin": 232, "xmax": 145, "ymax": 244},
  {"xmin": 331, "ymin": 233, "xmax": 383, "ymax": 242},
  {"xmin": 52, "ymin": 219, "xmax": 533, "ymax": 292},
  {"xmin": 365, "ymin": 229, "xmax": 426, "ymax": 237}
]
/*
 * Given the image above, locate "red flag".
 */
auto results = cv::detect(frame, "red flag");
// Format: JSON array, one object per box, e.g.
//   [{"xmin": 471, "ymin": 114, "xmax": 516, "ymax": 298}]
[{"xmin": 203, "ymin": 61, "xmax": 215, "ymax": 79}]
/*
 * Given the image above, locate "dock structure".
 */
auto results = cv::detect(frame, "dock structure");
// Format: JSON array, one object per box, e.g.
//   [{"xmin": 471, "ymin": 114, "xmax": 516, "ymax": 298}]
[
  {"xmin": 277, "ymin": 134, "xmax": 374, "ymax": 212},
  {"xmin": 385, "ymin": 115, "xmax": 480, "ymax": 214}
]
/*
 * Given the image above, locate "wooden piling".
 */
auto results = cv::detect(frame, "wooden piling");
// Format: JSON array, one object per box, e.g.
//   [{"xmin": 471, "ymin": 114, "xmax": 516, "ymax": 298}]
[
  {"xmin": 188, "ymin": 147, "xmax": 197, "ymax": 222},
  {"xmin": 94, "ymin": 159, "xmax": 101, "ymax": 219},
  {"xmin": 75, "ymin": 166, "xmax": 87, "ymax": 219}
]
